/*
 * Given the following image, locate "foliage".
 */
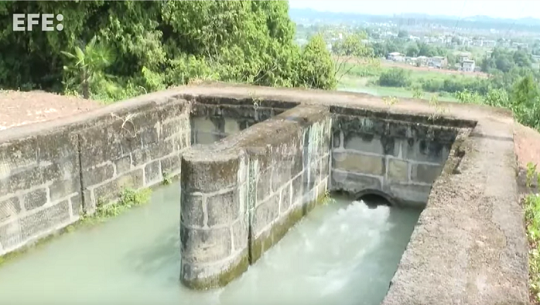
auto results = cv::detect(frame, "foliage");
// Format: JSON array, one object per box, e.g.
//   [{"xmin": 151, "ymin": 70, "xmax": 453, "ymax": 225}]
[
  {"xmin": 332, "ymin": 32, "xmax": 377, "ymax": 82},
  {"xmin": 378, "ymin": 68, "xmax": 411, "ymax": 87},
  {"xmin": 90, "ymin": 188, "xmax": 152, "ymax": 221},
  {"xmin": 524, "ymin": 162, "xmax": 540, "ymax": 303},
  {"xmin": 0, "ymin": 1, "xmax": 337, "ymax": 101},
  {"xmin": 296, "ymin": 34, "xmax": 336, "ymax": 89}
]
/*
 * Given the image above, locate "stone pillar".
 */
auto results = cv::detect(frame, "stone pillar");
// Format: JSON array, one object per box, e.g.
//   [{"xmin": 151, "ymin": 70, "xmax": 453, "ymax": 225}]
[{"xmin": 179, "ymin": 149, "xmax": 249, "ymax": 290}]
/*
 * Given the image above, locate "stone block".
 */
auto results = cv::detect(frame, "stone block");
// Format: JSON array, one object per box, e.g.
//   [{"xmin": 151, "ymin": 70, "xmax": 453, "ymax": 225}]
[
  {"xmin": 180, "ymin": 225, "xmax": 232, "ymax": 264},
  {"xmin": 0, "ymin": 166, "xmax": 41, "ymax": 194},
  {"xmin": 181, "ymin": 155, "xmax": 239, "ymax": 193},
  {"xmin": 344, "ymin": 133, "xmax": 384, "ymax": 155},
  {"xmin": 280, "ymin": 182, "xmax": 292, "ymax": 213},
  {"xmin": 82, "ymin": 163, "xmax": 115, "ymax": 187},
  {"xmin": 114, "ymin": 155, "xmax": 132, "ymax": 174},
  {"xmin": 206, "ymin": 190, "xmax": 239, "ymax": 227},
  {"xmin": 161, "ymin": 154, "xmax": 181, "ymax": 176},
  {"xmin": 49, "ymin": 177, "xmax": 80, "ymax": 202},
  {"xmin": 231, "ymin": 219, "xmax": 249, "ymax": 252},
  {"xmin": 411, "ymin": 163, "xmax": 443, "ymax": 184},
  {"xmin": 37, "ymin": 131, "xmax": 78, "ymax": 161},
  {"xmin": 79, "ymin": 128, "xmax": 123, "ymax": 168},
  {"xmin": 224, "ymin": 119, "xmax": 241, "ymax": 135},
  {"xmin": 0, "ymin": 219, "xmax": 22, "ymax": 251},
  {"xmin": 0, "ymin": 196, "xmax": 21, "ymax": 223},
  {"xmin": 20, "ymin": 200, "xmax": 70, "ymax": 240},
  {"xmin": 23, "ymin": 188, "xmax": 48, "ymax": 211},
  {"xmin": 387, "ymin": 183, "xmax": 432, "ymax": 207},
  {"xmin": 0, "ymin": 138, "xmax": 39, "ymax": 170},
  {"xmin": 256, "ymin": 167, "xmax": 272, "ymax": 202},
  {"xmin": 291, "ymin": 173, "xmax": 304, "ymax": 205},
  {"xmin": 402, "ymin": 139, "xmax": 446, "ymax": 164},
  {"xmin": 132, "ymin": 141, "xmax": 174, "ymax": 167},
  {"xmin": 330, "ymin": 170, "xmax": 383, "ymax": 194},
  {"xmin": 70, "ymin": 195, "xmax": 82, "ymax": 217},
  {"xmin": 180, "ymin": 192, "xmax": 205, "ymax": 227},
  {"xmin": 387, "ymin": 158, "xmax": 409, "ymax": 182},
  {"xmin": 271, "ymin": 163, "xmax": 292, "ymax": 193},
  {"xmin": 332, "ymin": 152, "xmax": 385, "ymax": 176},
  {"xmin": 180, "ymin": 251, "xmax": 249, "ymax": 290},
  {"xmin": 144, "ymin": 160, "xmax": 162, "ymax": 186},
  {"xmin": 92, "ymin": 169, "xmax": 144, "ymax": 205},
  {"xmin": 332, "ymin": 130, "xmax": 341, "ymax": 148},
  {"xmin": 161, "ymin": 118, "xmax": 186, "ymax": 139},
  {"xmin": 251, "ymin": 193, "xmax": 280, "ymax": 237},
  {"xmin": 45, "ymin": 156, "xmax": 79, "ymax": 181}
]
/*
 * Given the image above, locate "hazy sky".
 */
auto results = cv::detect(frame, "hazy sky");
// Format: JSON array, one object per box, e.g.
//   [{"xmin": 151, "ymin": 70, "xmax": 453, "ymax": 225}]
[{"xmin": 288, "ymin": 1, "xmax": 540, "ymax": 19}]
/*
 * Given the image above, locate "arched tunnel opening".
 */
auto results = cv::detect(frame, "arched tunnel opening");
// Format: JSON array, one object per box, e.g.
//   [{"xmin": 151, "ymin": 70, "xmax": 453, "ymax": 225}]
[{"xmin": 355, "ymin": 190, "xmax": 396, "ymax": 209}]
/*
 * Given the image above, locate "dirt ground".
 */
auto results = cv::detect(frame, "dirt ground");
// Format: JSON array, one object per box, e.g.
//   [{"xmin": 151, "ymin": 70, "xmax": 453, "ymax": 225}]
[
  {"xmin": 514, "ymin": 122, "xmax": 540, "ymax": 169},
  {"xmin": 0, "ymin": 90, "xmax": 100, "ymax": 131}
]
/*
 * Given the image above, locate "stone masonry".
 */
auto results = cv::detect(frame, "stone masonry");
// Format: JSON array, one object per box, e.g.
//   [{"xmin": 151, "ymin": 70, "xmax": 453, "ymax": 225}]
[
  {"xmin": 330, "ymin": 114, "xmax": 460, "ymax": 208},
  {"xmin": 0, "ymin": 93, "xmax": 191, "ymax": 256},
  {"xmin": 180, "ymin": 105, "xmax": 331, "ymax": 289}
]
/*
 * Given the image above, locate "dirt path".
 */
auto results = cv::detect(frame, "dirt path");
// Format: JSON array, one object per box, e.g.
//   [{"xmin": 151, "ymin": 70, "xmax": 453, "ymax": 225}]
[{"xmin": 0, "ymin": 90, "xmax": 100, "ymax": 131}]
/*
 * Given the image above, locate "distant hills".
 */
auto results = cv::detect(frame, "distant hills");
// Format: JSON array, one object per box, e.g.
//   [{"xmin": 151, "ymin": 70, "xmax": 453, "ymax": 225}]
[{"xmin": 289, "ymin": 8, "xmax": 540, "ymax": 32}]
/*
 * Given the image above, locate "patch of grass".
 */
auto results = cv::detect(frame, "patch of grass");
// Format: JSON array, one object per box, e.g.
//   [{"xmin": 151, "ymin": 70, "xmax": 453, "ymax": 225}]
[
  {"xmin": 162, "ymin": 172, "xmax": 173, "ymax": 186},
  {"xmin": 81, "ymin": 187, "xmax": 152, "ymax": 224},
  {"xmin": 321, "ymin": 190, "xmax": 336, "ymax": 206},
  {"xmin": 524, "ymin": 162, "xmax": 540, "ymax": 304}
]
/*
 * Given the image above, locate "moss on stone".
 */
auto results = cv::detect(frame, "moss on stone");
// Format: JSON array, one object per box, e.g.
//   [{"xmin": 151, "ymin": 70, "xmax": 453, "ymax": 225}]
[
  {"xmin": 250, "ymin": 188, "xmax": 327, "ymax": 264},
  {"xmin": 181, "ymin": 250, "xmax": 250, "ymax": 290}
]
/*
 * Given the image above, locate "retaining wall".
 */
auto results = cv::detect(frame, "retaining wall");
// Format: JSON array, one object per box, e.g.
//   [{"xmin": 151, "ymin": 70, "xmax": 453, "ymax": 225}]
[
  {"xmin": 180, "ymin": 104, "xmax": 331, "ymax": 289},
  {"xmin": 330, "ymin": 111, "xmax": 459, "ymax": 208},
  {"xmin": 0, "ymin": 94, "xmax": 191, "ymax": 256}
]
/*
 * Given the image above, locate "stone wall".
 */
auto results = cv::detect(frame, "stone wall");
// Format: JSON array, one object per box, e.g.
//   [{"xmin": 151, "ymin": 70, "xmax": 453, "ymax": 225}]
[
  {"xmin": 330, "ymin": 113, "xmax": 459, "ymax": 208},
  {"xmin": 0, "ymin": 93, "xmax": 191, "ymax": 256},
  {"xmin": 180, "ymin": 105, "xmax": 331, "ymax": 289},
  {"xmin": 190, "ymin": 98, "xmax": 294, "ymax": 145}
]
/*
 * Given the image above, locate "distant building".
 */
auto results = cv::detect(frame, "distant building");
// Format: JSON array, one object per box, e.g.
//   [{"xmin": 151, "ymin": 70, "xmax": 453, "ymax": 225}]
[
  {"xmin": 462, "ymin": 60, "xmax": 476, "ymax": 72},
  {"xmin": 429, "ymin": 56, "xmax": 447, "ymax": 68},
  {"xmin": 387, "ymin": 52, "xmax": 404, "ymax": 61}
]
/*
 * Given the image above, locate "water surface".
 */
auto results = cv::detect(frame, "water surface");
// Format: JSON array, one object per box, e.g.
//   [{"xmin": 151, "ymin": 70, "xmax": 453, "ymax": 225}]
[{"xmin": 0, "ymin": 185, "xmax": 420, "ymax": 305}]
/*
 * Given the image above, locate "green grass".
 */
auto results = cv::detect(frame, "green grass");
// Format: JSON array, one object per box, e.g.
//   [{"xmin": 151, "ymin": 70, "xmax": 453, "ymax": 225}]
[
  {"xmin": 525, "ymin": 162, "xmax": 540, "ymax": 304},
  {"xmin": 338, "ymin": 75, "xmax": 459, "ymax": 103}
]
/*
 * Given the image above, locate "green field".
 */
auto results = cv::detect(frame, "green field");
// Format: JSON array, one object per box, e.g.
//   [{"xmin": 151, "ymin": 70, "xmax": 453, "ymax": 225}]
[{"xmin": 338, "ymin": 74, "xmax": 459, "ymax": 102}]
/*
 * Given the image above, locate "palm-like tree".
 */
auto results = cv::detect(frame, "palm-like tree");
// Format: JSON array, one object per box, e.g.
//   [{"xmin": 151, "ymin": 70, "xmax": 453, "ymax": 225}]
[{"xmin": 61, "ymin": 36, "xmax": 114, "ymax": 99}]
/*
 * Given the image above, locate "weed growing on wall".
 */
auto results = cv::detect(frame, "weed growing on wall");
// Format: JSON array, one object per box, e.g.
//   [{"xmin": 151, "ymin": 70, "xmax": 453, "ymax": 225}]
[
  {"xmin": 428, "ymin": 94, "xmax": 448, "ymax": 121},
  {"xmin": 524, "ymin": 162, "xmax": 540, "ymax": 304},
  {"xmin": 321, "ymin": 190, "xmax": 336, "ymax": 206},
  {"xmin": 82, "ymin": 187, "xmax": 152, "ymax": 224},
  {"xmin": 382, "ymin": 96, "xmax": 399, "ymax": 106},
  {"xmin": 162, "ymin": 172, "xmax": 173, "ymax": 185}
]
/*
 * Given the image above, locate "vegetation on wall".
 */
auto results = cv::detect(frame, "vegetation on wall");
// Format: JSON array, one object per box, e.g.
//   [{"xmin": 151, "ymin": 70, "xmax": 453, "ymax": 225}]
[{"xmin": 0, "ymin": 1, "xmax": 337, "ymax": 102}]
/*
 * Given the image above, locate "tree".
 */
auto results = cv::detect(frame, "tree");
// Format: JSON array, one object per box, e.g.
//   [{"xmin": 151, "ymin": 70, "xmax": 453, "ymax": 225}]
[
  {"xmin": 296, "ymin": 34, "xmax": 336, "ymax": 90},
  {"xmin": 398, "ymin": 30, "xmax": 409, "ymax": 39},
  {"xmin": 406, "ymin": 43, "xmax": 419, "ymax": 57},
  {"xmin": 331, "ymin": 32, "xmax": 375, "ymax": 82},
  {"xmin": 61, "ymin": 37, "xmax": 115, "ymax": 99}
]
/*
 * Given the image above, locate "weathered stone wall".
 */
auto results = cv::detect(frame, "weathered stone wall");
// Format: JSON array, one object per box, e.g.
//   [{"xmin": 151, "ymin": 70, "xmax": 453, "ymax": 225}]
[
  {"xmin": 190, "ymin": 99, "xmax": 294, "ymax": 145},
  {"xmin": 78, "ymin": 99, "xmax": 190, "ymax": 213},
  {"xmin": 180, "ymin": 105, "xmax": 331, "ymax": 289},
  {"xmin": 331, "ymin": 114, "xmax": 458, "ymax": 208},
  {"xmin": 0, "ymin": 93, "xmax": 191, "ymax": 256}
]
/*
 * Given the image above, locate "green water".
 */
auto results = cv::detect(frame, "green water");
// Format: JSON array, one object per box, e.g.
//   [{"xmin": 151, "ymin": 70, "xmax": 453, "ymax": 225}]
[{"xmin": 0, "ymin": 185, "xmax": 421, "ymax": 305}]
